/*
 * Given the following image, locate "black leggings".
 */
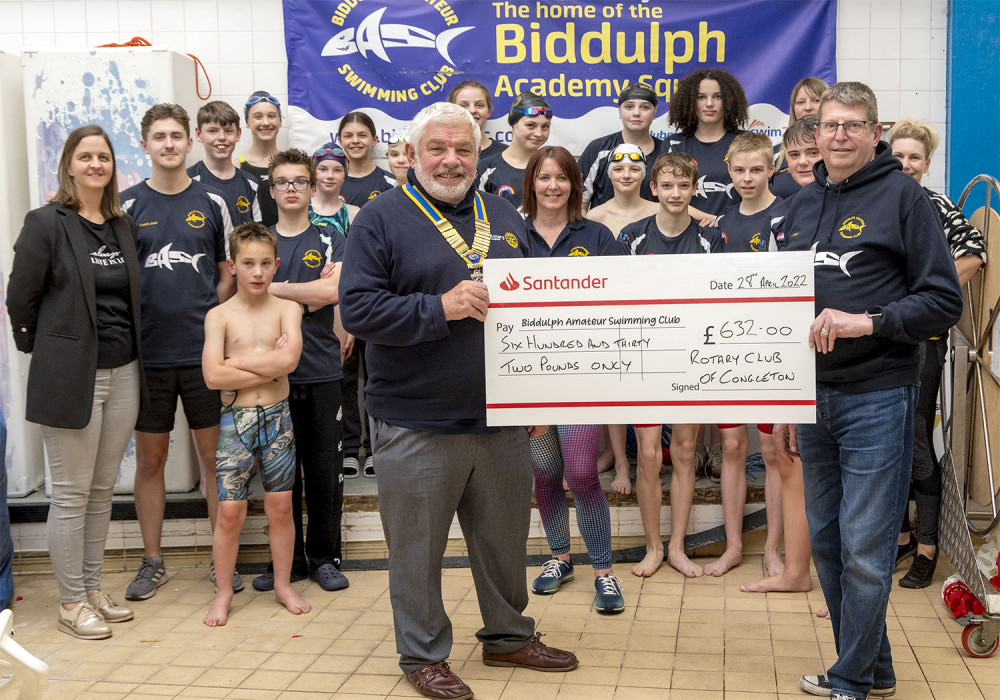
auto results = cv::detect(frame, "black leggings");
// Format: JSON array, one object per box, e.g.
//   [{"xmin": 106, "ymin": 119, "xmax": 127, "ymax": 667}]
[{"xmin": 901, "ymin": 338, "xmax": 947, "ymax": 546}]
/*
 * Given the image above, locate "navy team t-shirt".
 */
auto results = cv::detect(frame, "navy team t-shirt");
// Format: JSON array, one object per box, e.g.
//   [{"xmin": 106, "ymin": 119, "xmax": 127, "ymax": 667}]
[
  {"xmin": 271, "ymin": 224, "xmax": 347, "ymax": 383},
  {"xmin": 477, "ymin": 154, "xmax": 527, "ymax": 209},
  {"xmin": 188, "ymin": 161, "xmax": 261, "ymax": 226},
  {"xmin": 666, "ymin": 132, "xmax": 742, "ymax": 215},
  {"xmin": 121, "ymin": 180, "xmax": 232, "ymax": 367},
  {"xmin": 341, "ymin": 167, "xmax": 396, "ymax": 208},
  {"xmin": 716, "ymin": 198, "xmax": 787, "ymax": 253},
  {"xmin": 620, "ymin": 216, "xmax": 723, "ymax": 255}
]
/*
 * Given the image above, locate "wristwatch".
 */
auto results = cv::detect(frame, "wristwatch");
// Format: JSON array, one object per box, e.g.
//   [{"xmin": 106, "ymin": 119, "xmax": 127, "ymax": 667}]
[{"xmin": 866, "ymin": 309, "xmax": 882, "ymax": 335}]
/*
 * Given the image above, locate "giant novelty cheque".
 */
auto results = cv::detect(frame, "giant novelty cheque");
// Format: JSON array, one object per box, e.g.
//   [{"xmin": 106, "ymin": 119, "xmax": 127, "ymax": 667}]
[{"xmin": 484, "ymin": 253, "xmax": 816, "ymax": 426}]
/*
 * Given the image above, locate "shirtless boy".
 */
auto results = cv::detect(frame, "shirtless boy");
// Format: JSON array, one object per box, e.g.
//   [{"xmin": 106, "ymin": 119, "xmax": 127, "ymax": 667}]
[{"xmin": 202, "ymin": 223, "xmax": 309, "ymax": 626}]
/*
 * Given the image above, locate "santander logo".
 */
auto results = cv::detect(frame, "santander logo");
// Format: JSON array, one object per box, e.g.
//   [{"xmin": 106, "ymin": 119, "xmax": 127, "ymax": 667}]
[{"xmin": 499, "ymin": 273, "xmax": 520, "ymax": 291}]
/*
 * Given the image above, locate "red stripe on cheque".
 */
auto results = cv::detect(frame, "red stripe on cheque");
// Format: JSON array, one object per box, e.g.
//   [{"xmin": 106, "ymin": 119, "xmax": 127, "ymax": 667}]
[
  {"xmin": 490, "ymin": 296, "xmax": 814, "ymax": 309},
  {"xmin": 487, "ymin": 400, "xmax": 816, "ymax": 409}
]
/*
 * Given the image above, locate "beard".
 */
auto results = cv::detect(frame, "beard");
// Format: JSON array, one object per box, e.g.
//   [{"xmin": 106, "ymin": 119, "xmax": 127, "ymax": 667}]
[{"xmin": 414, "ymin": 159, "xmax": 475, "ymax": 204}]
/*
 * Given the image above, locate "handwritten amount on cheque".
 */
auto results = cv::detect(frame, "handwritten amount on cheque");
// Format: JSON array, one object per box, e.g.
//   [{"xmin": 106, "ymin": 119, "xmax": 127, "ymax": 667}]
[{"xmin": 494, "ymin": 315, "xmax": 798, "ymax": 391}]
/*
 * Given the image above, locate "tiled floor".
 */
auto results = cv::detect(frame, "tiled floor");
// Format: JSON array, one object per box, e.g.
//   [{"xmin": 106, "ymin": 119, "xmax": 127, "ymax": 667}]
[{"xmin": 5, "ymin": 552, "xmax": 995, "ymax": 699}]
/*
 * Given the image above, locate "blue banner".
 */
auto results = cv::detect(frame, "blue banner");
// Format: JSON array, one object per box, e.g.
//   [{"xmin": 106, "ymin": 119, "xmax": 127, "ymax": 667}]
[{"xmin": 284, "ymin": 0, "xmax": 836, "ymax": 123}]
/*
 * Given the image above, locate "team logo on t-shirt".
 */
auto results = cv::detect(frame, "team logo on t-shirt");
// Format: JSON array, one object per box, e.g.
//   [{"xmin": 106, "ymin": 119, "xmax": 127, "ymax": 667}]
[
  {"xmin": 302, "ymin": 249, "xmax": 323, "ymax": 268},
  {"xmin": 367, "ymin": 190, "xmax": 381, "ymax": 200},
  {"xmin": 505, "ymin": 232, "xmax": 519, "ymax": 248},
  {"xmin": 749, "ymin": 232, "xmax": 767, "ymax": 252},
  {"xmin": 236, "ymin": 196, "xmax": 250, "ymax": 214},
  {"xmin": 186, "ymin": 210, "xmax": 206, "ymax": 228},
  {"xmin": 145, "ymin": 243, "xmax": 207, "ymax": 272},
  {"xmin": 568, "ymin": 246, "xmax": 590, "ymax": 257},
  {"xmin": 839, "ymin": 216, "xmax": 866, "ymax": 239},
  {"xmin": 497, "ymin": 185, "xmax": 516, "ymax": 197}
]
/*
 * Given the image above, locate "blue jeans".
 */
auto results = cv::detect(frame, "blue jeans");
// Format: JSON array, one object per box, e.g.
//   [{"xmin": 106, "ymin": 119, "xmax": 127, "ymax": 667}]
[{"xmin": 798, "ymin": 384, "xmax": 917, "ymax": 700}]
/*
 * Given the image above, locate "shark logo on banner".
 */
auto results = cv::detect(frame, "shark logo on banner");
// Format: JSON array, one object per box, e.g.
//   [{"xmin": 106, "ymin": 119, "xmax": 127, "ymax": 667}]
[{"xmin": 322, "ymin": 7, "xmax": 474, "ymax": 64}]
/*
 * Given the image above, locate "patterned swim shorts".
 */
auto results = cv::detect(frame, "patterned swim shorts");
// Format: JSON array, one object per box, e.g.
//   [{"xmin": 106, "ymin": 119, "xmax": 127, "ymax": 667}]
[{"xmin": 216, "ymin": 399, "xmax": 296, "ymax": 501}]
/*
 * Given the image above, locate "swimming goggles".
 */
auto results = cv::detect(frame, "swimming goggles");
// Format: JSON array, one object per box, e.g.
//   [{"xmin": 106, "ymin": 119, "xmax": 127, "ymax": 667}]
[
  {"xmin": 512, "ymin": 107, "xmax": 553, "ymax": 118},
  {"xmin": 610, "ymin": 151, "xmax": 646, "ymax": 163},
  {"xmin": 386, "ymin": 133, "xmax": 407, "ymax": 145},
  {"xmin": 313, "ymin": 146, "xmax": 346, "ymax": 158},
  {"xmin": 245, "ymin": 94, "xmax": 281, "ymax": 109}
]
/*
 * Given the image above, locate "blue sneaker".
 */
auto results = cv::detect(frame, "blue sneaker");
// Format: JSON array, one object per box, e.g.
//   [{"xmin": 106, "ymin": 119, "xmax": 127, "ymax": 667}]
[
  {"xmin": 594, "ymin": 574, "xmax": 625, "ymax": 614},
  {"xmin": 531, "ymin": 559, "xmax": 574, "ymax": 594}
]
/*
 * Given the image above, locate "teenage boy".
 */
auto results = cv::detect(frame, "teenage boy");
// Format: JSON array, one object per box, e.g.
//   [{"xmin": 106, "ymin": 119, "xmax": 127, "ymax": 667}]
[
  {"xmin": 702, "ymin": 132, "xmax": 789, "ymax": 577},
  {"xmin": 202, "ymin": 223, "xmax": 308, "ymax": 626},
  {"xmin": 579, "ymin": 82, "xmax": 668, "ymax": 210},
  {"xmin": 121, "ymin": 104, "xmax": 235, "ymax": 601},
  {"xmin": 250, "ymin": 148, "xmax": 349, "ymax": 593},
  {"xmin": 620, "ymin": 152, "xmax": 722, "ymax": 578},
  {"xmin": 188, "ymin": 101, "xmax": 262, "ymax": 226},
  {"xmin": 771, "ymin": 116, "xmax": 821, "ymax": 196}
]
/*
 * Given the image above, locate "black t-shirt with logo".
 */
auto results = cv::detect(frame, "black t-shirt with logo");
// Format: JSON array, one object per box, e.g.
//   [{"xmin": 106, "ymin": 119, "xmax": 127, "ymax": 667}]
[
  {"xmin": 121, "ymin": 180, "xmax": 232, "ymax": 367},
  {"xmin": 477, "ymin": 154, "xmax": 527, "ymax": 209},
  {"xmin": 716, "ymin": 198, "xmax": 787, "ymax": 253},
  {"xmin": 188, "ymin": 161, "xmax": 261, "ymax": 226},
  {"xmin": 525, "ymin": 217, "xmax": 624, "ymax": 258},
  {"xmin": 79, "ymin": 214, "xmax": 135, "ymax": 368},
  {"xmin": 341, "ymin": 167, "xmax": 396, "ymax": 208},
  {"xmin": 620, "ymin": 216, "xmax": 724, "ymax": 255},
  {"xmin": 239, "ymin": 158, "xmax": 278, "ymax": 227},
  {"xmin": 666, "ymin": 131, "xmax": 742, "ymax": 215},
  {"xmin": 271, "ymin": 224, "xmax": 347, "ymax": 383}
]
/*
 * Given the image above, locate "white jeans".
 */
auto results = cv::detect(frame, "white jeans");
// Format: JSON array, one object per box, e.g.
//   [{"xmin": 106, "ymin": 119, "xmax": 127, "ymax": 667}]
[{"xmin": 43, "ymin": 360, "xmax": 139, "ymax": 603}]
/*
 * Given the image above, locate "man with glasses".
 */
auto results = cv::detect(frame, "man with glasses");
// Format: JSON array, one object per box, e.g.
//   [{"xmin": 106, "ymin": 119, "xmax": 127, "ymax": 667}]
[
  {"xmin": 773, "ymin": 82, "xmax": 962, "ymax": 700},
  {"xmin": 121, "ymin": 103, "xmax": 235, "ymax": 601},
  {"xmin": 253, "ymin": 148, "xmax": 349, "ymax": 593}
]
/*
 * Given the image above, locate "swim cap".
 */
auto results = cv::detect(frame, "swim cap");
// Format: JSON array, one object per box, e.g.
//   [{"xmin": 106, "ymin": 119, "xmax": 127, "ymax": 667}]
[
  {"xmin": 606, "ymin": 144, "xmax": 647, "ymax": 176},
  {"xmin": 509, "ymin": 92, "xmax": 552, "ymax": 126},
  {"xmin": 313, "ymin": 142, "xmax": 348, "ymax": 170},
  {"xmin": 617, "ymin": 82, "xmax": 658, "ymax": 107}
]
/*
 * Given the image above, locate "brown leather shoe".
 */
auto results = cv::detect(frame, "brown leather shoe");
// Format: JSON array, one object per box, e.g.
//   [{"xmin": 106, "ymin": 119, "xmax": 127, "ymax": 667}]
[
  {"xmin": 481, "ymin": 632, "xmax": 579, "ymax": 671},
  {"xmin": 405, "ymin": 662, "xmax": 474, "ymax": 700}
]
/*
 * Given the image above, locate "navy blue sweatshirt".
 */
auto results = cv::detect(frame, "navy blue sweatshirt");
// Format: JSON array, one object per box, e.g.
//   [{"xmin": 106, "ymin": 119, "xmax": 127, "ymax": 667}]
[
  {"xmin": 339, "ymin": 173, "xmax": 529, "ymax": 432},
  {"xmin": 776, "ymin": 142, "xmax": 962, "ymax": 392}
]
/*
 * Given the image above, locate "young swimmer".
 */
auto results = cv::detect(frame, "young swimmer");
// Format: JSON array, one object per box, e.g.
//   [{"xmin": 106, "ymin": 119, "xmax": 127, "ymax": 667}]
[
  {"xmin": 338, "ymin": 111, "xmax": 395, "ymax": 208},
  {"xmin": 189, "ymin": 101, "xmax": 262, "ymax": 226},
  {"xmin": 579, "ymin": 82, "xmax": 667, "ymax": 210},
  {"xmin": 586, "ymin": 144, "xmax": 659, "ymax": 495},
  {"xmin": 772, "ymin": 79, "xmax": 828, "ymax": 197},
  {"xmin": 619, "ymin": 153, "xmax": 723, "ymax": 578},
  {"xmin": 202, "ymin": 223, "xmax": 308, "ymax": 626},
  {"xmin": 783, "ymin": 116, "xmax": 822, "ymax": 187},
  {"xmin": 238, "ymin": 91, "xmax": 283, "ymax": 227},
  {"xmin": 384, "ymin": 134, "xmax": 410, "ymax": 186},
  {"xmin": 710, "ymin": 133, "xmax": 790, "ymax": 577},
  {"xmin": 478, "ymin": 91, "xmax": 552, "ymax": 209},
  {"xmin": 309, "ymin": 143, "xmax": 358, "ymax": 237}
]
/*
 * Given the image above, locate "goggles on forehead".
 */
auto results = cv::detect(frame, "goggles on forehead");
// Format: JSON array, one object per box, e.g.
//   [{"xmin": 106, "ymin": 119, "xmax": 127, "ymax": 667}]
[
  {"xmin": 313, "ymin": 146, "xmax": 346, "ymax": 159},
  {"xmin": 610, "ymin": 151, "xmax": 646, "ymax": 164},
  {"xmin": 386, "ymin": 134, "xmax": 407, "ymax": 145},
  {"xmin": 245, "ymin": 94, "xmax": 281, "ymax": 109},
  {"xmin": 513, "ymin": 106, "xmax": 553, "ymax": 119}
]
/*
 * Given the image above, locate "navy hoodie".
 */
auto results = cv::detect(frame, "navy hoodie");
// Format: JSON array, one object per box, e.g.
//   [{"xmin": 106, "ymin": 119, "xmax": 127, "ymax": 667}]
[
  {"xmin": 776, "ymin": 142, "xmax": 962, "ymax": 392},
  {"xmin": 339, "ymin": 172, "xmax": 529, "ymax": 432}
]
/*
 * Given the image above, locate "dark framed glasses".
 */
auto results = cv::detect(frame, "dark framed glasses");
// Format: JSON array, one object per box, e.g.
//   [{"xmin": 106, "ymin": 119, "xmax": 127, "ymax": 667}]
[
  {"xmin": 271, "ymin": 179, "xmax": 313, "ymax": 192},
  {"xmin": 610, "ymin": 151, "xmax": 646, "ymax": 164},
  {"xmin": 513, "ymin": 107, "xmax": 553, "ymax": 119}
]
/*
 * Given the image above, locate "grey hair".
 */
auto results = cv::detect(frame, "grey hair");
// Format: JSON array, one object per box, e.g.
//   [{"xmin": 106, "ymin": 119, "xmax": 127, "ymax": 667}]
[
  {"xmin": 408, "ymin": 102, "xmax": 481, "ymax": 152},
  {"xmin": 818, "ymin": 81, "xmax": 878, "ymax": 123}
]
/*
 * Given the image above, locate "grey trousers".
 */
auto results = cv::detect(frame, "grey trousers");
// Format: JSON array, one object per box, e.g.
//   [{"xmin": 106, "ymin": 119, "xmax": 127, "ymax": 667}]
[
  {"xmin": 43, "ymin": 361, "xmax": 140, "ymax": 603},
  {"xmin": 372, "ymin": 420, "xmax": 536, "ymax": 673}
]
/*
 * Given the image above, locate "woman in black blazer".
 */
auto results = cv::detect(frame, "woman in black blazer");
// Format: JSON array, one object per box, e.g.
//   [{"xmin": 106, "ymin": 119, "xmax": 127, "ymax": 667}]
[{"xmin": 7, "ymin": 125, "xmax": 144, "ymax": 640}]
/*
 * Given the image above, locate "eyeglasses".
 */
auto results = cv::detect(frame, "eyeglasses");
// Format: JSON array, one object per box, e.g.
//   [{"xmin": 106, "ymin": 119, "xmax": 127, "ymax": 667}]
[
  {"xmin": 271, "ymin": 179, "xmax": 313, "ymax": 192},
  {"xmin": 610, "ymin": 151, "xmax": 646, "ymax": 164},
  {"xmin": 245, "ymin": 94, "xmax": 281, "ymax": 109},
  {"xmin": 313, "ymin": 146, "xmax": 346, "ymax": 159},
  {"xmin": 817, "ymin": 120, "xmax": 875, "ymax": 135},
  {"xmin": 513, "ymin": 107, "xmax": 553, "ymax": 119}
]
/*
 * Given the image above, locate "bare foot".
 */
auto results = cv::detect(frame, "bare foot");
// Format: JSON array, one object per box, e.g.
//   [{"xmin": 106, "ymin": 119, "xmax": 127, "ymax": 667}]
[
  {"xmin": 275, "ymin": 587, "xmax": 311, "ymax": 615},
  {"xmin": 667, "ymin": 549, "xmax": 704, "ymax": 578},
  {"xmin": 815, "ymin": 605, "xmax": 830, "ymax": 619},
  {"xmin": 740, "ymin": 571, "xmax": 813, "ymax": 593},
  {"xmin": 703, "ymin": 547, "xmax": 742, "ymax": 577},
  {"xmin": 631, "ymin": 549, "xmax": 664, "ymax": 577},
  {"xmin": 764, "ymin": 548, "xmax": 785, "ymax": 577},
  {"xmin": 597, "ymin": 446, "xmax": 615, "ymax": 473},
  {"xmin": 611, "ymin": 465, "xmax": 632, "ymax": 496},
  {"xmin": 203, "ymin": 591, "xmax": 233, "ymax": 627}
]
